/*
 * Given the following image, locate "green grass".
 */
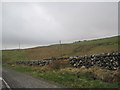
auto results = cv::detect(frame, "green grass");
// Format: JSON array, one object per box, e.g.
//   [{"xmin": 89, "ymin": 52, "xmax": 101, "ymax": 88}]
[
  {"xmin": 2, "ymin": 35, "xmax": 119, "ymax": 63},
  {"xmin": 3, "ymin": 64, "xmax": 35, "ymax": 72},
  {"xmin": 72, "ymin": 36, "xmax": 118, "ymax": 45},
  {"xmin": 3, "ymin": 64, "xmax": 119, "ymax": 88},
  {"xmin": 38, "ymin": 72, "xmax": 118, "ymax": 88},
  {"xmin": 2, "ymin": 50, "xmax": 28, "ymax": 63}
]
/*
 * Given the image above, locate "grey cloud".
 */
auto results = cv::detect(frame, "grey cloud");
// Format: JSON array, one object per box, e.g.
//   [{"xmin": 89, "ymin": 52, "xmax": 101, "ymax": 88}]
[{"xmin": 2, "ymin": 2, "xmax": 118, "ymax": 49}]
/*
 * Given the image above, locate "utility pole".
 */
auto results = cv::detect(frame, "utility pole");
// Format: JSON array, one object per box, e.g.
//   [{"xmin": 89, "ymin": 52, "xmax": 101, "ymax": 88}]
[
  {"xmin": 59, "ymin": 40, "xmax": 61, "ymax": 45},
  {"xmin": 59, "ymin": 40, "xmax": 62, "ymax": 57}
]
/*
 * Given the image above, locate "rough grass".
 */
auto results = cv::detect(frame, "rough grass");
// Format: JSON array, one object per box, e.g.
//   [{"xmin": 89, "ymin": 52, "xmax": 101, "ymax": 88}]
[
  {"xmin": 59, "ymin": 67, "xmax": 120, "ymax": 83},
  {"xmin": 2, "ymin": 50, "xmax": 28, "ymax": 63},
  {"xmin": 3, "ymin": 64, "xmax": 119, "ymax": 88},
  {"xmin": 2, "ymin": 36, "xmax": 119, "ymax": 63}
]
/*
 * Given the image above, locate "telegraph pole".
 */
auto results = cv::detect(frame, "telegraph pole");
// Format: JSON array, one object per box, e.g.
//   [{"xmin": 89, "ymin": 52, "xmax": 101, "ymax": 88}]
[
  {"xmin": 59, "ymin": 40, "xmax": 62, "ymax": 57},
  {"xmin": 59, "ymin": 40, "xmax": 61, "ymax": 45}
]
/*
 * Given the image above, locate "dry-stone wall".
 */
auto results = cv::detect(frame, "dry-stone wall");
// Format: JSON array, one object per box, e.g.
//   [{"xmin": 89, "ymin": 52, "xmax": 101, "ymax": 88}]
[
  {"xmin": 69, "ymin": 52, "xmax": 119, "ymax": 70},
  {"xmin": 15, "ymin": 57, "xmax": 69, "ymax": 66},
  {"xmin": 15, "ymin": 52, "xmax": 119, "ymax": 70},
  {"xmin": 16, "ymin": 60, "xmax": 52, "ymax": 66}
]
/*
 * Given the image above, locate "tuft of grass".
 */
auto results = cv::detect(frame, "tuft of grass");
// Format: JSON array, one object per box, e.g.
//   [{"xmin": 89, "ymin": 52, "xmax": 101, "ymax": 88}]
[
  {"xmin": 59, "ymin": 67, "xmax": 120, "ymax": 83},
  {"xmin": 48, "ymin": 60, "xmax": 70, "ymax": 71}
]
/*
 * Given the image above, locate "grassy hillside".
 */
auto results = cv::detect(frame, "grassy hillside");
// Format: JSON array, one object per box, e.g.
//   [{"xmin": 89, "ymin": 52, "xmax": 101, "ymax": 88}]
[{"xmin": 2, "ymin": 36, "xmax": 119, "ymax": 63}]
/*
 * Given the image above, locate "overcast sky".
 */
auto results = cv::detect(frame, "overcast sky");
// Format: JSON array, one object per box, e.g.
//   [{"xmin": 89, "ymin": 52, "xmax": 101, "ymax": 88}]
[{"xmin": 2, "ymin": 2, "xmax": 118, "ymax": 49}]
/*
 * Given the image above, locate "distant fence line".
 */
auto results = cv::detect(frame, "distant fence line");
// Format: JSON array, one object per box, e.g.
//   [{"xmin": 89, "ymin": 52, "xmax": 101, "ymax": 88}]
[{"xmin": 15, "ymin": 51, "xmax": 119, "ymax": 70}]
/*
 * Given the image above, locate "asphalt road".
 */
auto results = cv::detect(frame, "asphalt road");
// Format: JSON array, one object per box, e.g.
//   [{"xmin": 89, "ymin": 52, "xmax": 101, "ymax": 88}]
[
  {"xmin": 2, "ymin": 67, "xmax": 64, "ymax": 88},
  {"xmin": 0, "ymin": 77, "xmax": 2, "ymax": 89}
]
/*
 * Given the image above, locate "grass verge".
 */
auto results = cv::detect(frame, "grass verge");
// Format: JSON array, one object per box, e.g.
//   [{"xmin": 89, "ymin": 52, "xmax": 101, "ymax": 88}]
[{"xmin": 3, "ymin": 64, "xmax": 119, "ymax": 88}]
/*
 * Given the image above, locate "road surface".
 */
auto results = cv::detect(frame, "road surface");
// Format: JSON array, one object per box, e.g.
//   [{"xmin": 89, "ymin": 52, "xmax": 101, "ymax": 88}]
[{"xmin": 2, "ymin": 67, "xmax": 64, "ymax": 88}]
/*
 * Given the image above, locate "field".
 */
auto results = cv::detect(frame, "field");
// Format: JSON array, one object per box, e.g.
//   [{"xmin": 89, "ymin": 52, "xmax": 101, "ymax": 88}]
[
  {"xmin": 2, "ymin": 35, "xmax": 120, "ymax": 88},
  {"xmin": 2, "ymin": 35, "xmax": 119, "ymax": 63}
]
